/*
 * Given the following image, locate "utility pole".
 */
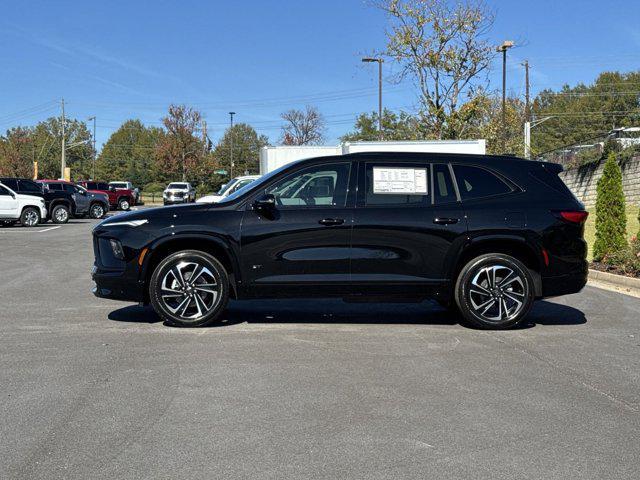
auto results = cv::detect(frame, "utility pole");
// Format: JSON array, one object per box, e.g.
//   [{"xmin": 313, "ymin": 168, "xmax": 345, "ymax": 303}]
[
  {"xmin": 229, "ymin": 112, "xmax": 235, "ymax": 179},
  {"xmin": 496, "ymin": 41, "xmax": 514, "ymax": 153},
  {"xmin": 60, "ymin": 98, "xmax": 66, "ymax": 180},
  {"xmin": 522, "ymin": 60, "xmax": 530, "ymax": 123},
  {"xmin": 88, "ymin": 116, "xmax": 96, "ymax": 179},
  {"xmin": 202, "ymin": 120, "xmax": 208, "ymax": 156},
  {"xmin": 362, "ymin": 57, "xmax": 384, "ymax": 140}
]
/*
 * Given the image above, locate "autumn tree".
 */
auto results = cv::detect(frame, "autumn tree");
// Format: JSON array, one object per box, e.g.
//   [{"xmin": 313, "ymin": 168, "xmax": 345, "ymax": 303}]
[
  {"xmin": 154, "ymin": 105, "xmax": 204, "ymax": 182},
  {"xmin": 0, "ymin": 127, "xmax": 35, "ymax": 177},
  {"xmin": 375, "ymin": 0, "xmax": 495, "ymax": 139},
  {"xmin": 280, "ymin": 106, "xmax": 325, "ymax": 145},
  {"xmin": 341, "ymin": 109, "xmax": 421, "ymax": 141}
]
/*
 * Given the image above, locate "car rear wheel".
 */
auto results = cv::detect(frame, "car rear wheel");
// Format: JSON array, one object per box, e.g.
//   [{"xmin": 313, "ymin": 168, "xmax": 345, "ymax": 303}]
[
  {"xmin": 20, "ymin": 207, "xmax": 41, "ymax": 227},
  {"xmin": 51, "ymin": 204, "xmax": 70, "ymax": 224},
  {"xmin": 90, "ymin": 203, "xmax": 106, "ymax": 219},
  {"xmin": 455, "ymin": 253, "xmax": 534, "ymax": 330},
  {"xmin": 118, "ymin": 198, "xmax": 130, "ymax": 211},
  {"xmin": 149, "ymin": 250, "xmax": 229, "ymax": 327}
]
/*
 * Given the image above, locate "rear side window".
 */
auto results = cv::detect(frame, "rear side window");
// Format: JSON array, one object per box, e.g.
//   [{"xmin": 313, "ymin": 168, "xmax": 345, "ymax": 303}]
[
  {"xmin": 453, "ymin": 165, "xmax": 511, "ymax": 200},
  {"xmin": 48, "ymin": 183, "xmax": 63, "ymax": 191},
  {"xmin": 19, "ymin": 180, "xmax": 42, "ymax": 193},
  {"xmin": 433, "ymin": 164, "xmax": 457, "ymax": 204},
  {"xmin": 364, "ymin": 163, "xmax": 430, "ymax": 206},
  {"xmin": 2, "ymin": 179, "xmax": 18, "ymax": 190}
]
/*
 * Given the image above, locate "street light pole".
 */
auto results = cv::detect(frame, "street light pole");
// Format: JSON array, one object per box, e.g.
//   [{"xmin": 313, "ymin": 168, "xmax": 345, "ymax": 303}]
[
  {"xmin": 61, "ymin": 98, "xmax": 66, "ymax": 180},
  {"xmin": 362, "ymin": 57, "xmax": 384, "ymax": 141},
  {"xmin": 496, "ymin": 41, "xmax": 514, "ymax": 153},
  {"xmin": 229, "ymin": 112, "xmax": 236, "ymax": 179},
  {"xmin": 88, "ymin": 116, "xmax": 96, "ymax": 179}
]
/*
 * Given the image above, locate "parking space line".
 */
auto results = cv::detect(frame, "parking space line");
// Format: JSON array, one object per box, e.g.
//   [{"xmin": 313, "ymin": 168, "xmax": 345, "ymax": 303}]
[{"xmin": 37, "ymin": 226, "xmax": 61, "ymax": 233}]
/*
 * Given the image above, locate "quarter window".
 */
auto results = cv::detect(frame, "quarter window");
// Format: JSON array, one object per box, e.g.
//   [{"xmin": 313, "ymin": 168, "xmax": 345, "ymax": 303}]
[
  {"xmin": 266, "ymin": 163, "xmax": 350, "ymax": 208},
  {"xmin": 453, "ymin": 165, "xmax": 511, "ymax": 200}
]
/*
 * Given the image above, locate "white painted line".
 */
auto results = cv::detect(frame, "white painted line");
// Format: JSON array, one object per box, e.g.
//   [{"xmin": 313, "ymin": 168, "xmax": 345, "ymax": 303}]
[{"xmin": 37, "ymin": 226, "xmax": 61, "ymax": 233}]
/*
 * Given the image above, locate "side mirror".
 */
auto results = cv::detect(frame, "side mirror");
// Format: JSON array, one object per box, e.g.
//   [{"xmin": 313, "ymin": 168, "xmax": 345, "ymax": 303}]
[{"xmin": 253, "ymin": 193, "xmax": 276, "ymax": 210}]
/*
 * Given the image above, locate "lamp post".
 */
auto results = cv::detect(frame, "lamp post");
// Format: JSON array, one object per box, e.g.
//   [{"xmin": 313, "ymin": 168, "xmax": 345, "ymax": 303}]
[
  {"xmin": 88, "ymin": 116, "xmax": 96, "ymax": 179},
  {"xmin": 229, "ymin": 112, "xmax": 236, "ymax": 179},
  {"xmin": 362, "ymin": 57, "xmax": 384, "ymax": 141},
  {"xmin": 496, "ymin": 41, "xmax": 514, "ymax": 152}
]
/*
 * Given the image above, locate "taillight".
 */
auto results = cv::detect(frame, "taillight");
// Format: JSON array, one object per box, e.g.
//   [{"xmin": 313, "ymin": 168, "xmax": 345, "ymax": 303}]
[{"xmin": 554, "ymin": 210, "xmax": 589, "ymax": 224}]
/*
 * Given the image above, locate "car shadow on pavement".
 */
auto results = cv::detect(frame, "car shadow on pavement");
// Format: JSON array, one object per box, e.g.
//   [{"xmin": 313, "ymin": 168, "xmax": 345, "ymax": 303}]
[{"xmin": 107, "ymin": 298, "xmax": 586, "ymax": 329}]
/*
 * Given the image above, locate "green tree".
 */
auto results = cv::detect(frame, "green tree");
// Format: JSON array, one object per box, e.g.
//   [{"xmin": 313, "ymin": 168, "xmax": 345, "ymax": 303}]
[
  {"xmin": 97, "ymin": 120, "xmax": 163, "ymax": 184},
  {"xmin": 341, "ymin": 109, "xmax": 422, "ymax": 142},
  {"xmin": 375, "ymin": 0, "xmax": 495, "ymax": 139},
  {"xmin": 213, "ymin": 123, "xmax": 269, "ymax": 178},
  {"xmin": 593, "ymin": 153, "xmax": 627, "ymax": 261},
  {"xmin": 0, "ymin": 127, "xmax": 35, "ymax": 178}
]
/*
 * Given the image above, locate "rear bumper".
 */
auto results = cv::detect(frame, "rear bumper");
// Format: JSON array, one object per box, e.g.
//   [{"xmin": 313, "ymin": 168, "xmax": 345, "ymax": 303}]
[{"xmin": 541, "ymin": 264, "xmax": 588, "ymax": 298}]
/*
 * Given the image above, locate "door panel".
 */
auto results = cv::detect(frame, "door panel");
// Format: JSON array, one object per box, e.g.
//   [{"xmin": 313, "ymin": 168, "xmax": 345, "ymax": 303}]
[
  {"xmin": 351, "ymin": 160, "xmax": 467, "ymax": 295},
  {"xmin": 0, "ymin": 186, "xmax": 18, "ymax": 217},
  {"xmin": 239, "ymin": 161, "xmax": 354, "ymax": 296}
]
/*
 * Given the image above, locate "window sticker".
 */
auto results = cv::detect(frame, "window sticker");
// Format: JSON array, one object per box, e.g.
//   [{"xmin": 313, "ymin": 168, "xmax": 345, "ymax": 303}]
[{"xmin": 373, "ymin": 167, "xmax": 428, "ymax": 194}]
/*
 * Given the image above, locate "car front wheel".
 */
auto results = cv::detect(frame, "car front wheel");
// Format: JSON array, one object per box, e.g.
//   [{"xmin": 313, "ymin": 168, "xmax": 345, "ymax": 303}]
[
  {"xmin": 149, "ymin": 250, "xmax": 229, "ymax": 327},
  {"xmin": 90, "ymin": 203, "xmax": 106, "ymax": 219},
  {"xmin": 20, "ymin": 207, "xmax": 41, "ymax": 227},
  {"xmin": 118, "ymin": 198, "xmax": 130, "ymax": 211},
  {"xmin": 455, "ymin": 253, "xmax": 534, "ymax": 329}
]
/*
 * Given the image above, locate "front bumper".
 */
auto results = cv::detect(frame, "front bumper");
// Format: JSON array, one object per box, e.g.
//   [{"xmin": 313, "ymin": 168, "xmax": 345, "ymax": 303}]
[
  {"xmin": 92, "ymin": 265, "xmax": 145, "ymax": 302},
  {"xmin": 163, "ymin": 197, "xmax": 188, "ymax": 205}
]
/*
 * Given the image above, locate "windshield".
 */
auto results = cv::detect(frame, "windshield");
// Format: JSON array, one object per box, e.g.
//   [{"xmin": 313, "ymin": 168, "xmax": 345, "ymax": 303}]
[
  {"xmin": 219, "ymin": 164, "xmax": 299, "ymax": 203},
  {"xmin": 168, "ymin": 183, "xmax": 188, "ymax": 189},
  {"xmin": 218, "ymin": 179, "xmax": 238, "ymax": 195}
]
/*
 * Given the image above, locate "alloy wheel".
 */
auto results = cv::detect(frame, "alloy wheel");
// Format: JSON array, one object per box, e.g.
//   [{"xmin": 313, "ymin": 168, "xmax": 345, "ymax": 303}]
[
  {"xmin": 91, "ymin": 204, "xmax": 104, "ymax": 218},
  {"xmin": 468, "ymin": 264, "xmax": 526, "ymax": 323},
  {"xmin": 24, "ymin": 210, "xmax": 39, "ymax": 226},
  {"xmin": 159, "ymin": 261, "xmax": 220, "ymax": 320},
  {"xmin": 55, "ymin": 207, "xmax": 68, "ymax": 223}
]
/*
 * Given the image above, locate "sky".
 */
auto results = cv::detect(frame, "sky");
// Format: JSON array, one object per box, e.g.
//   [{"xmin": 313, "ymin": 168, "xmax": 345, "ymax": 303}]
[{"xmin": 2, "ymin": 0, "xmax": 640, "ymax": 149}]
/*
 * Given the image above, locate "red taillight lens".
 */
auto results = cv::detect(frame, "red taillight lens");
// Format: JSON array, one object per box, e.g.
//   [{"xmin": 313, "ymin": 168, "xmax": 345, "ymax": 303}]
[{"xmin": 556, "ymin": 210, "xmax": 589, "ymax": 224}]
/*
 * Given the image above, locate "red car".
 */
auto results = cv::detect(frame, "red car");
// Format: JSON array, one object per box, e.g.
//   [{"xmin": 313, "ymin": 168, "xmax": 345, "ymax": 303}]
[{"xmin": 77, "ymin": 181, "xmax": 134, "ymax": 211}]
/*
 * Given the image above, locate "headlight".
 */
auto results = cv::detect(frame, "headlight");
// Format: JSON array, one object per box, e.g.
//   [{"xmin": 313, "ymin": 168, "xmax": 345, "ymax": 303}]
[
  {"xmin": 109, "ymin": 239, "xmax": 125, "ymax": 259},
  {"xmin": 103, "ymin": 219, "xmax": 148, "ymax": 227}
]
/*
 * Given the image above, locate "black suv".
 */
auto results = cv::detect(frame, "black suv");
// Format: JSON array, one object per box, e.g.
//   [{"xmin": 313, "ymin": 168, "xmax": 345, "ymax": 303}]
[
  {"xmin": 0, "ymin": 177, "xmax": 76, "ymax": 224},
  {"xmin": 92, "ymin": 153, "xmax": 588, "ymax": 329}
]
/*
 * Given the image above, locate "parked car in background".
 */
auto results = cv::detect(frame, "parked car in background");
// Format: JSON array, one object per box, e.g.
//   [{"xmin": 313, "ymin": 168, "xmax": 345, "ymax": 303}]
[
  {"xmin": 92, "ymin": 152, "xmax": 588, "ymax": 329},
  {"xmin": 38, "ymin": 180, "xmax": 109, "ymax": 219},
  {"xmin": 0, "ymin": 181, "xmax": 47, "ymax": 227},
  {"xmin": 163, "ymin": 182, "xmax": 196, "ymax": 205},
  {"xmin": 1, "ymin": 177, "xmax": 75, "ymax": 224},
  {"xmin": 109, "ymin": 181, "xmax": 140, "ymax": 205},
  {"xmin": 197, "ymin": 175, "xmax": 260, "ymax": 203},
  {"xmin": 78, "ymin": 181, "xmax": 134, "ymax": 211}
]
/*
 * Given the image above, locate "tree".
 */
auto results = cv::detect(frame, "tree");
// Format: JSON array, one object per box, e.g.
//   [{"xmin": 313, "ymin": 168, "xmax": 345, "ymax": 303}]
[
  {"xmin": 97, "ymin": 120, "xmax": 163, "ymax": 184},
  {"xmin": 341, "ymin": 109, "xmax": 421, "ymax": 141},
  {"xmin": 280, "ymin": 106, "xmax": 325, "ymax": 145},
  {"xmin": 213, "ymin": 123, "xmax": 269, "ymax": 178},
  {"xmin": 375, "ymin": 0, "xmax": 495, "ymax": 139},
  {"xmin": 154, "ymin": 105, "xmax": 204, "ymax": 182},
  {"xmin": 593, "ymin": 153, "xmax": 627, "ymax": 261},
  {"xmin": 0, "ymin": 127, "xmax": 35, "ymax": 178}
]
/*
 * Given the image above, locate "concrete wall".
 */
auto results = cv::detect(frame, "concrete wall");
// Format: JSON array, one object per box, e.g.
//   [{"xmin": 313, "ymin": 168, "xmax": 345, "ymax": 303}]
[{"xmin": 558, "ymin": 156, "xmax": 640, "ymax": 207}]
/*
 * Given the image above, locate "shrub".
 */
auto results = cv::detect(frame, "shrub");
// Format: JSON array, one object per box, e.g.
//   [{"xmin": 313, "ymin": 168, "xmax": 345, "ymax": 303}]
[
  {"xmin": 593, "ymin": 153, "xmax": 627, "ymax": 261},
  {"xmin": 143, "ymin": 182, "xmax": 165, "ymax": 193}
]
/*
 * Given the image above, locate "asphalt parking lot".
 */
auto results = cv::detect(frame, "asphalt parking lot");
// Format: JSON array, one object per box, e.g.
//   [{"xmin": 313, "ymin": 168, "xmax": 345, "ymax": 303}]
[{"xmin": 1, "ymin": 211, "xmax": 639, "ymax": 480}]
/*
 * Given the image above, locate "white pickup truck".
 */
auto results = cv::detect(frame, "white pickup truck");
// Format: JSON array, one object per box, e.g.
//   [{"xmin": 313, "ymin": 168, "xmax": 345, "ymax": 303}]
[{"xmin": 0, "ymin": 182, "xmax": 47, "ymax": 227}]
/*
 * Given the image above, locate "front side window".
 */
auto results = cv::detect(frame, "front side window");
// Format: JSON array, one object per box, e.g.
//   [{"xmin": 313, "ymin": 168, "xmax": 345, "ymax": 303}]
[
  {"xmin": 453, "ymin": 165, "xmax": 512, "ymax": 201},
  {"xmin": 63, "ymin": 184, "xmax": 75, "ymax": 193},
  {"xmin": 266, "ymin": 163, "xmax": 351, "ymax": 208},
  {"xmin": 86, "ymin": 182, "xmax": 97, "ymax": 190},
  {"xmin": 365, "ymin": 163, "xmax": 430, "ymax": 206},
  {"xmin": 48, "ymin": 183, "xmax": 63, "ymax": 191}
]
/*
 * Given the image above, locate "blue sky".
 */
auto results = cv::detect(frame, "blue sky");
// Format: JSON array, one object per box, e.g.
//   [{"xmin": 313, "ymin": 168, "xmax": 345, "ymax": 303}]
[{"xmin": 2, "ymin": 0, "xmax": 640, "ymax": 148}]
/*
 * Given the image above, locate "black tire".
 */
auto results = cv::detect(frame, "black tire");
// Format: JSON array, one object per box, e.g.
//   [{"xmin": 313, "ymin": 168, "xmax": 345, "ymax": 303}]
[
  {"xmin": 51, "ymin": 204, "xmax": 70, "ymax": 224},
  {"xmin": 454, "ymin": 253, "xmax": 534, "ymax": 330},
  {"xmin": 20, "ymin": 207, "xmax": 41, "ymax": 227},
  {"xmin": 118, "ymin": 197, "xmax": 130, "ymax": 211},
  {"xmin": 149, "ymin": 250, "xmax": 229, "ymax": 327},
  {"xmin": 89, "ymin": 202, "xmax": 106, "ymax": 219}
]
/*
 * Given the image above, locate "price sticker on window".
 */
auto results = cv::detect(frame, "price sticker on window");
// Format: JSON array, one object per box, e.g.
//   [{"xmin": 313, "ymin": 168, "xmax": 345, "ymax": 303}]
[{"xmin": 373, "ymin": 167, "xmax": 428, "ymax": 194}]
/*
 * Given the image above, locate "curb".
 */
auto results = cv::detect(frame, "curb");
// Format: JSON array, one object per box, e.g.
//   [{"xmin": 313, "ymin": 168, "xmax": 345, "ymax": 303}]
[{"xmin": 588, "ymin": 268, "xmax": 640, "ymax": 295}]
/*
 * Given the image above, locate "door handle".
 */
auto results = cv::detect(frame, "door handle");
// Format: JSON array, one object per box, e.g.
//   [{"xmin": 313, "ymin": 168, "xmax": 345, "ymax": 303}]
[
  {"xmin": 319, "ymin": 218, "xmax": 344, "ymax": 226},
  {"xmin": 433, "ymin": 217, "xmax": 459, "ymax": 225}
]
